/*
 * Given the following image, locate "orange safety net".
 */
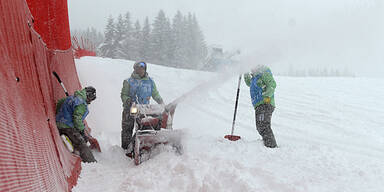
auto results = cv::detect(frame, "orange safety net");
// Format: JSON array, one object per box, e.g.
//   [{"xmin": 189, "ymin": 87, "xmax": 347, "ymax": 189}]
[{"xmin": 0, "ymin": 0, "xmax": 82, "ymax": 191}]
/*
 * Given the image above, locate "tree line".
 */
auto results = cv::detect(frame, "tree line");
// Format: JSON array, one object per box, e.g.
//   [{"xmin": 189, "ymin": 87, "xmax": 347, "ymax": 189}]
[
  {"xmin": 98, "ymin": 10, "xmax": 208, "ymax": 70},
  {"xmin": 275, "ymin": 66, "xmax": 356, "ymax": 77}
]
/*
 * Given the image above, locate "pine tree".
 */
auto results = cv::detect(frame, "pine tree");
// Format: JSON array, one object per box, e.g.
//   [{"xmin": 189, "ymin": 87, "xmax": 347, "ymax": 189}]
[
  {"xmin": 118, "ymin": 12, "xmax": 135, "ymax": 60},
  {"xmin": 114, "ymin": 14, "xmax": 127, "ymax": 59},
  {"xmin": 141, "ymin": 17, "xmax": 151, "ymax": 62},
  {"xmin": 188, "ymin": 14, "xmax": 208, "ymax": 69},
  {"xmin": 131, "ymin": 20, "xmax": 142, "ymax": 61},
  {"xmin": 150, "ymin": 10, "xmax": 173, "ymax": 66},
  {"xmin": 170, "ymin": 11, "xmax": 188, "ymax": 68},
  {"xmin": 100, "ymin": 10, "xmax": 208, "ymax": 67},
  {"xmin": 88, "ymin": 27, "xmax": 104, "ymax": 50},
  {"xmin": 100, "ymin": 16, "xmax": 117, "ymax": 58}
]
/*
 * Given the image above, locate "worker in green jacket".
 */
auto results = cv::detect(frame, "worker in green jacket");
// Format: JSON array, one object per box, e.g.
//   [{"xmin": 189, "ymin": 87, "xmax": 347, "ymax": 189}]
[
  {"xmin": 56, "ymin": 87, "xmax": 97, "ymax": 162},
  {"xmin": 244, "ymin": 65, "xmax": 277, "ymax": 148},
  {"xmin": 120, "ymin": 61, "xmax": 164, "ymax": 152}
]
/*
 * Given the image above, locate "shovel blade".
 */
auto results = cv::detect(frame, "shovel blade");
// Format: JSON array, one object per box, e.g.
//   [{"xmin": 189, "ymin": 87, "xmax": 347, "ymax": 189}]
[
  {"xmin": 88, "ymin": 137, "xmax": 101, "ymax": 152},
  {"xmin": 224, "ymin": 135, "xmax": 241, "ymax": 141}
]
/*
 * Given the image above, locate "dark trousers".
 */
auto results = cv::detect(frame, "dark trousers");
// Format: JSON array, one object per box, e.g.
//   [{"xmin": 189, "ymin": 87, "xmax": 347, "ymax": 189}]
[
  {"xmin": 255, "ymin": 104, "xmax": 277, "ymax": 148},
  {"xmin": 121, "ymin": 107, "xmax": 134, "ymax": 150},
  {"xmin": 59, "ymin": 128, "xmax": 97, "ymax": 163}
]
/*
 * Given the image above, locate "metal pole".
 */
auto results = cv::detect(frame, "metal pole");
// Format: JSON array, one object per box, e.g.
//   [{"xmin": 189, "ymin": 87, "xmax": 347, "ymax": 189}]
[{"xmin": 230, "ymin": 75, "xmax": 242, "ymax": 135}]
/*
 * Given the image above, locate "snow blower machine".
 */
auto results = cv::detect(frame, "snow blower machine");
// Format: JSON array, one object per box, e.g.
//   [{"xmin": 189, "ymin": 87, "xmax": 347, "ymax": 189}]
[{"xmin": 126, "ymin": 102, "xmax": 183, "ymax": 165}]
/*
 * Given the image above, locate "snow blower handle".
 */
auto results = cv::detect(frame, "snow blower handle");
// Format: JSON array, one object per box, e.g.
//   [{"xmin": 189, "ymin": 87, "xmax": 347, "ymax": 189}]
[{"xmin": 52, "ymin": 71, "xmax": 69, "ymax": 96}]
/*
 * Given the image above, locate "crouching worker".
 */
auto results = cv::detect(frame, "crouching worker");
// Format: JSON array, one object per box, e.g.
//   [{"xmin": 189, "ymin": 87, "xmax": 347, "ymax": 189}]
[
  {"xmin": 56, "ymin": 86, "xmax": 97, "ymax": 162},
  {"xmin": 120, "ymin": 61, "xmax": 164, "ymax": 154},
  {"xmin": 244, "ymin": 65, "xmax": 277, "ymax": 148}
]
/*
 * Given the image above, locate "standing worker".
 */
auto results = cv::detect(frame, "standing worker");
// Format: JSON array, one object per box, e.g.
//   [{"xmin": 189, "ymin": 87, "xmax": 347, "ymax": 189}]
[
  {"xmin": 244, "ymin": 65, "xmax": 277, "ymax": 148},
  {"xmin": 120, "ymin": 61, "xmax": 164, "ymax": 153}
]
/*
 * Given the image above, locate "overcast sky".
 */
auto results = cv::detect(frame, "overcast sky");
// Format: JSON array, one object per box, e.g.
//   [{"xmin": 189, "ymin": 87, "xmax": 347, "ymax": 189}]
[{"xmin": 68, "ymin": 0, "xmax": 383, "ymax": 76}]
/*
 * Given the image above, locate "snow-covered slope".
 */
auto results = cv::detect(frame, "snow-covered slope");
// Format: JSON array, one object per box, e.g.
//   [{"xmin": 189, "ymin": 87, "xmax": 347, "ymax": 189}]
[{"xmin": 73, "ymin": 57, "xmax": 384, "ymax": 192}]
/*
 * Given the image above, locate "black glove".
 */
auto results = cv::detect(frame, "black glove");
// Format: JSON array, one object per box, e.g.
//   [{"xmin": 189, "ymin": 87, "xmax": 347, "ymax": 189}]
[
  {"xmin": 80, "ymin": 130, "xmax": 89, "ymax": 142},
  {"xmin": 158, "ymin": 98, "xmax": 164, "ymax": 105},
  {"xmin": 125, "ymin": 99, "xmax": 132, "ymax": 109}
]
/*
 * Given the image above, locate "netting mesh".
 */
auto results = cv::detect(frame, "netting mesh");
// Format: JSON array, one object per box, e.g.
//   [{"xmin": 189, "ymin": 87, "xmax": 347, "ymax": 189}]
[{"xmin": 1, "ymin": 0, "xmax": 82, "ymax": 191}]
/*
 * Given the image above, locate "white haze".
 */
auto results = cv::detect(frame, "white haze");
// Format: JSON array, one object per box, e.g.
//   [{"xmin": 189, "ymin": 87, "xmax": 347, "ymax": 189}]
[{"xmin": 68, "ymin": 0, "xmax": 384, "ymax": 77}]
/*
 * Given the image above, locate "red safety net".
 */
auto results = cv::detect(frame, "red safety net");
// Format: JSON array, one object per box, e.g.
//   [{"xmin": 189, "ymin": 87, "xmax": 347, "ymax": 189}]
[
  {"xmin": 0, "ymin": 0, "xmax": 83, "ymax": 191},
  {"xmin": 72, "ymin": 37, "xmax": 97, "ymax": 59},
  {"xmin": 25, "ymin": 0, "xmax": 72, "ymax": 50}
]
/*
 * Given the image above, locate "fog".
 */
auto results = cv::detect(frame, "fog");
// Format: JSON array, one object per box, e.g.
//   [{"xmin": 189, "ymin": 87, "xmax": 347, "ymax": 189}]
[{"xmin": 68, "ymin": 0, "xmax": 383, "ymax": 77}]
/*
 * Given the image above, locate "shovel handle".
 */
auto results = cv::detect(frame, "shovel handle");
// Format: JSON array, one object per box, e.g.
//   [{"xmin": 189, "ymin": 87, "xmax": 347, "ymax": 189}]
[
  {"xmin": 230, "ymin": 75, "xmax": 242, "ymax": 135},
  {"xmin": 52, "ymin": 71, "xmax": 69, "ymax": 96}
]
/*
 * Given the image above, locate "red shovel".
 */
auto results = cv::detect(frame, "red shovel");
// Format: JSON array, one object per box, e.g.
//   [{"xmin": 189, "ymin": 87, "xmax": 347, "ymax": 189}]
[
  {"xmin": 85, "ymin": 127, "xmax": 101, "ymax": 152},
  {"xmin": 225, "ymin": 75, "xmax": 242, "ymax": 141},
  {"xmin": 88, "ymin": 137, "xmax": 101, "ymax": 152}
]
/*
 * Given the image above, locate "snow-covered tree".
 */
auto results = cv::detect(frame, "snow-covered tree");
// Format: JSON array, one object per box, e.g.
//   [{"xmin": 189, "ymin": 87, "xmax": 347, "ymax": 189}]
[
  {"xmin": 150, "ymin": 10, "xmax": 173, "ymax": 66},
  {"xmin": 187, "ymin": 13, "xmax": 208, "ymax": 69},
  {"xmin": 118, "ymin": 12, "xmax": 135, "ymax": 60},
  {"xmin": 100, "ymin": 16, "xmax": 117, "ymax": 58},
  {"xmin": 170, "ymin": 11, "xmax": 189, "ymax": 68},
  {"xmin": 114, "ymin": 14, "xmax": 128, "ymax": 59},
  {"xmin": 140, "ymin": 17, "xmax": 152, "ymax": 62},
  {"xmin": 99, "ymin": 10, "xmax": 208, "ymax": 68},
  {"xmin": 130, "ymin": 20, "xmax": 142, "ymax": 61}
]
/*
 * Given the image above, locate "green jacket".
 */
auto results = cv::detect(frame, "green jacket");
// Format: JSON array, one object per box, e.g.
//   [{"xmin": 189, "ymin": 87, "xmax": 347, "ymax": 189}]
[
  {"xmin": 55, "ymin": 89, "xmax": 88, "ymax": 131},
  {"xmin": 121, "ymin": 72, "xmax": 163, "ymax": 108},
  {"xmin": 244, "ymin": 66, "xmax": 276, "ymax": 108}
]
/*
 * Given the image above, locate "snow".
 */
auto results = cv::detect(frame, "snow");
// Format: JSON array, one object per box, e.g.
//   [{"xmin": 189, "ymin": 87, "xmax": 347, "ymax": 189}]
[{"xmin": 73, "ymin": 56, "xmax": 384, "ymax": 192}]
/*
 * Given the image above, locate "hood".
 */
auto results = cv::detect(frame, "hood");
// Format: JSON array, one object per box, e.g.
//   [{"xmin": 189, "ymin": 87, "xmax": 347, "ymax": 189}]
[{"xmin": 251, "ymin": 65, "xmax": 269, "ymax": 76}]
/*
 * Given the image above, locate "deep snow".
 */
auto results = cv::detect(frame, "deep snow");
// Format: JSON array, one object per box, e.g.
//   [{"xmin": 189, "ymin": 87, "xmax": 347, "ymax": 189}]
[{"xmin": 73, "ymin": 57, "xmax": 384, "ymax": 192}]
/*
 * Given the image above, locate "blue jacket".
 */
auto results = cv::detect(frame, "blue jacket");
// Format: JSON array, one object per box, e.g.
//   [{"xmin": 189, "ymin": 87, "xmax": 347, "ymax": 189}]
[
  {"xmin": 56, "ymin": 90, "xmax": 89, "ymax": 131},
  {"xmin": 244, "ymin": 66, "xmax": 276, "ymax": 108},
  {"xmin": 128, "ymin": 77, "xmax": 154, "ymax": 104},
  {"xmin": 121, "ymin": 72, "xmax": 163, "ymax": 108}
]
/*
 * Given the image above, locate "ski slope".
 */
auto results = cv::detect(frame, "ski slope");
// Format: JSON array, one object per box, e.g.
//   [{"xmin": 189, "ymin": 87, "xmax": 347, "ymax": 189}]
[{"xmin": 73, "ymin": 57, "xmax": 384, "ymax": 192}]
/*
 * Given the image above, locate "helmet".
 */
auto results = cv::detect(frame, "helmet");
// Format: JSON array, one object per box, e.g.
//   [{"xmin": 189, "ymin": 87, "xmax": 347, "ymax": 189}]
[
  {"xmin": 85, "ymin": 86, "xmax": 96, "ymax": 103},
  {"xmin": 133, "ymin": 61, "xmax": 147, "ymax": 71}
]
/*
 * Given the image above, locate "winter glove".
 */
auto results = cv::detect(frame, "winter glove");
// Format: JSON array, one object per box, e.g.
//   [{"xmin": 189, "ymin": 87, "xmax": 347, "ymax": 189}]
[
  {"xmin": 263, "ymin": 97, "xmax": 271, "ymax": 104},
  {"xmin": 125, "ymin": 99, "xmax": 132, "ymax": 109},
  {"xmin": 80, "ymin": 130, "xmax": 89, "ymax": 143}
]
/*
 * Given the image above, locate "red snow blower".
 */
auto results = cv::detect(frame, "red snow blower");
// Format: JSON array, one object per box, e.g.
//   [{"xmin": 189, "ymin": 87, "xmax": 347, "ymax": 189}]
[
  {"xmin": 126, "ymin": 103, "xmax": 183, "ymax": 165},
  {"xmin": 224, "ymin": 75, "xmax": 242, "ymax": 141}
]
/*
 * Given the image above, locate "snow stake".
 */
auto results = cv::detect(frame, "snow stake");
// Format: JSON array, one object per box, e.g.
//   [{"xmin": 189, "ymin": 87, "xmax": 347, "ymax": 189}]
[{"xmin": 225, "ymin": 75, "xmax": 242, "ymax": 141}]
